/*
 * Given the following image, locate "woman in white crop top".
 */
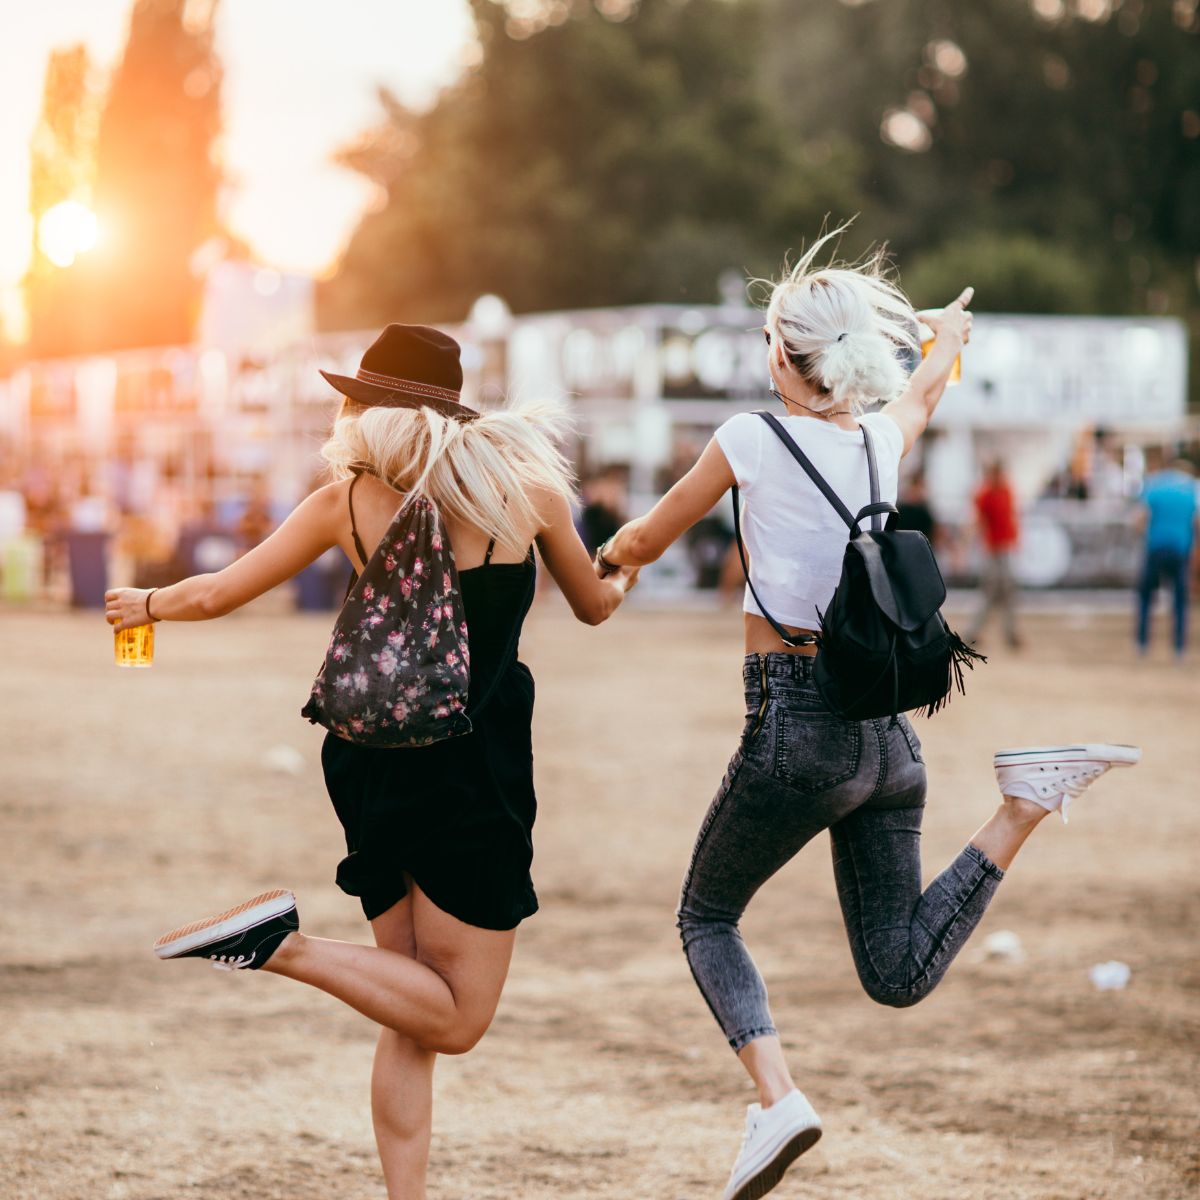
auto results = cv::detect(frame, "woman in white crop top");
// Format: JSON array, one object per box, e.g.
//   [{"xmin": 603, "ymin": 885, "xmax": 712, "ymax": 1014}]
[{"xmin": 596, "ymin": 228, "xmax": 1140, "ymax": 1200}]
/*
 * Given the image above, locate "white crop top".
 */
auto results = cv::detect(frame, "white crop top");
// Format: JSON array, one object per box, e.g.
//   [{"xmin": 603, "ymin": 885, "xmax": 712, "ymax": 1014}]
[{"xmin": 714, "ymin": 410, "xmax": 905, "ymax": 630}]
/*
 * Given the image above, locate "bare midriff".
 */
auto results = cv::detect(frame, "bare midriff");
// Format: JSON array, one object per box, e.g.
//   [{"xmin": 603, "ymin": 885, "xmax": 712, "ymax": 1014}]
[{"xmin": 743, "ymin": 612, "xmax": 819, "ymax": 656}]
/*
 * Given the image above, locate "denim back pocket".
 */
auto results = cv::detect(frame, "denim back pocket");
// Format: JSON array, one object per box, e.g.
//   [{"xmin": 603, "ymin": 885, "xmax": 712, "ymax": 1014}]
[
  {"xmin": 773, "ymin": 707, "xmax": 862, "ymax": 793},
  {"xmin": 897, "ymin": 714, "xmax": 924, "ymax": 764}
]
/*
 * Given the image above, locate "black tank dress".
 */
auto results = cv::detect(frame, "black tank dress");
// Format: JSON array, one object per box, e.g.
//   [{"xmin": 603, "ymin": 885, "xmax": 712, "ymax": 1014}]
[{"xmin": 320, "ymin": 535, "xmax": 539, "ymax": 930}]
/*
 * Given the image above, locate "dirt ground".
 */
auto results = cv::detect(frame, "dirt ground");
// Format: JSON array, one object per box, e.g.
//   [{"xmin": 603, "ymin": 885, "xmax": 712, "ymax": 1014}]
[{"xmin": 2, "ymin": 599, "xmax": 1198, "ymax": 1200}]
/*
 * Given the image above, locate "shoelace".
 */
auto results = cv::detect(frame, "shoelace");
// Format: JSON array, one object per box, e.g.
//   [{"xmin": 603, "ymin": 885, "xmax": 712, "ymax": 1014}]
[
  {"xmin": 736, "ymin": 1111, "xmax": 760, "ymax": 1157},
  {"xmin": 209, "ymin": 952, "xmax": 254, "ymax": 971},
  {"xmin": 1056, "ymin": 764, "xmax": 1106, "ymax": 823}
]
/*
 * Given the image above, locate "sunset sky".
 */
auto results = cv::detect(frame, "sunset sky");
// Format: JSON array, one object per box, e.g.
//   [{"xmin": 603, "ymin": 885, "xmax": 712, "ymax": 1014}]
[{"xmin": 0, "ymin": 0, "xmax": 475, "ymax": 339}]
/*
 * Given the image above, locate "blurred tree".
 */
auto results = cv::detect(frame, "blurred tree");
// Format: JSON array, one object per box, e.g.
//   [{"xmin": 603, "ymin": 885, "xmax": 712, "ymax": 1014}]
[
  {"xmin": 78, "ymin": 0, "xmax": 224, "ymax": 352},
  {"xmin": 319, "ymin": 0, "xmax": 862, "ymax": 328},
  {"xmin": 25, "ymin": 45, "xmax": 99, "ymax": 357},
  {"xmin": 769, "ymin": 0, "xmax": 1200, "ymax": 319},
  {"xmin": 901, "ymin": 230, "xmax": 1106, "ymax": 312}
]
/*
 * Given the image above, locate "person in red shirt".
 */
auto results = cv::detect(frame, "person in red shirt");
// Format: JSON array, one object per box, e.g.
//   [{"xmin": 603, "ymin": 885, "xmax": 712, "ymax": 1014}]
[{"xmin": 968, "ymin": 461, "xmax": 1022, "ymax": 648}]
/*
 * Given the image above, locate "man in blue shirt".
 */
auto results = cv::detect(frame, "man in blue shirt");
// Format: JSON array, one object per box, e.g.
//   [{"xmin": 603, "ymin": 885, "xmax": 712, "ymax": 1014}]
[{"xmin": 1136, "ymin": 454, "xmax": 1198, "ymax": 660}]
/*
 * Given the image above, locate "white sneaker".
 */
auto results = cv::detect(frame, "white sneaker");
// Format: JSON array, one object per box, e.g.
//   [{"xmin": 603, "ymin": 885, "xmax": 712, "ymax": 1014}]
[
  {"xmin": 723, "ymin": 1089, "xmax": 822, "ymax": 1200},
  {"xmin": 993, "ymin": 744, "xmax": 1141, "ymax": 823}
]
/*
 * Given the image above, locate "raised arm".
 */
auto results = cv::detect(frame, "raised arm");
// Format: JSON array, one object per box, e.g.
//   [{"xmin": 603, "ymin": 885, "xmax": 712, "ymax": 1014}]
[
  {"xmin": 598, "ymin": 436, "xmax": 736, "ymax": 570},
  {"xmin": 534, "ymin": 490, "xmax": 638, "ymax": 625},
  {"xmin": 884, "ymin": 287, "xmax": 974, "ymax": 456},
  {"xmin": 106, "ymin": 483, "xmax": 343, "ymax": 630}
]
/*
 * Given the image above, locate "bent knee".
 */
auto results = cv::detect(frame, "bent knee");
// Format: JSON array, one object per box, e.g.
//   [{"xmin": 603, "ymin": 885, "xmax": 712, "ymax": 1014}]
[
  {"xmin": 868, "ymin": 989, "xmax": 924, "ymax": 1010},
  {"xmin": 676, "ymin": 905, "xmax": 739, "ymax": 942},
  {"xmin": 417, "ymin": 1019, "xmax": 491, "ymax": 1056},
  {"xmin": 860, "ymin": 978, "xmax": 928, "ymax": 1009}
]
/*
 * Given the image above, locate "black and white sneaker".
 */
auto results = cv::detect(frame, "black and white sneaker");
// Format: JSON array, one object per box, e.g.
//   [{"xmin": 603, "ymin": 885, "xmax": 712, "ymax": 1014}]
[{"xmin": 153, "ymin": 889, "xmax": 298, "ymax": 971}]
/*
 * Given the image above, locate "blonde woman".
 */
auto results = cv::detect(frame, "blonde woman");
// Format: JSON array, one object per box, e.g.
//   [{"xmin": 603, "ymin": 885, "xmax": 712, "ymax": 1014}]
[
  {"xmin": 105, "ymin": 324, "xmax": 638, "ymax": 1200},
  {"xmin": 595, "ymin": 233, "xmax": 1139, "ymax": 1200}
]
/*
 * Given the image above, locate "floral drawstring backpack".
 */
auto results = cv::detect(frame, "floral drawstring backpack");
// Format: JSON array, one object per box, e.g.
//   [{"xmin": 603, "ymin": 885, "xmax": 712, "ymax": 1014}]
[{"xmin": 302, "ymin": 495, "xmax": 472, "ymax": 748}]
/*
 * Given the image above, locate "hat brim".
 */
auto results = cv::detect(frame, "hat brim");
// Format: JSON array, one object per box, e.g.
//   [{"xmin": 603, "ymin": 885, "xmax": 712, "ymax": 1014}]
[{"xmin": 319, "ymin": 370, "xmax": 478, "ymax": 422}]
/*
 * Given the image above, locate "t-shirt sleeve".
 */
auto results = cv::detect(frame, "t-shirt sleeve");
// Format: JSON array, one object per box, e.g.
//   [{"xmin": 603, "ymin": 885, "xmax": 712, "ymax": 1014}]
[
  {"xmin": 862, "ymin": 410, "xmax": 905, "ymax": 467},
  {"xmin": 714, "ymin": 412, "xmax": 763, "ymax": 489}
]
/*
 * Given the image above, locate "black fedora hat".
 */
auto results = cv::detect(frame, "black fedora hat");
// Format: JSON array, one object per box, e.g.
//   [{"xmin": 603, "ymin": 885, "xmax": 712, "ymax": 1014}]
[{"xmin": 320, "ymin": 324, "xmax": 478, "ymax": 421}]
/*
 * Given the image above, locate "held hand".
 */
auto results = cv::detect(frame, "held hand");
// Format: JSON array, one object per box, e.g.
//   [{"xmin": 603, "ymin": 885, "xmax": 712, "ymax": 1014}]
[
  {"xmin": 619, "ymin": 566, "xmax": 640, "ymax": 592},
  {"xmin": 105, "ymin": 587, "xmax": 156, "ymax": 632},
  {"xmin": 593, "ymin": 538, "xmax": 621, "ymax": 579},
  {"xmin": 918, "ymin": 286, "xmax": 974, "ymax": 346}
]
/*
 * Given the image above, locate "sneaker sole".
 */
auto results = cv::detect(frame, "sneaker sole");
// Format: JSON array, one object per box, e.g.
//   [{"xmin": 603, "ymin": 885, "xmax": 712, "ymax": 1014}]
[
  {"xmin": 993, "ymin": 744, "xmax": 1141, "ymax": 769},
  {"xmin": 727, "ymin": 1125, "xmax": 823, "ymax": 1200},
  {"xmin": 153, "ymin": 890, "xmax": 295, "ymax": 959}
]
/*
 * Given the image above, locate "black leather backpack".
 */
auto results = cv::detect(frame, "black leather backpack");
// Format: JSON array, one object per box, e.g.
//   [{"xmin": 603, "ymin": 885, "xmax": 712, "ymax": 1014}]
[{"xmin": 733, "ymin": 411, "xmax": 984, "ymax": 722}]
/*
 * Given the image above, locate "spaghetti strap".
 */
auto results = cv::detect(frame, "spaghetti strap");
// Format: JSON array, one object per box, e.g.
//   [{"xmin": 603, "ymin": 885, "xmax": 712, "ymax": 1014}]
[
  {"xmin": 348, "ymin": 471, "xmax": 369, "ymax": 569},
  {"xmin": 482, "ymin": 491, "xmax": 511, "ymax": 566}
]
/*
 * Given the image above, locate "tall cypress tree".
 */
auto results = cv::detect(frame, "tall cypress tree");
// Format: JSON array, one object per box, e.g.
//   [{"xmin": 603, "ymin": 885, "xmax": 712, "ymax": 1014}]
[
  {"xmin": 82, "ymin": 0, "xmax": 223, "ymax": 351},
  {"xmin": 25, "ymin": 44, "xmax": 97, "ymax": 357}
]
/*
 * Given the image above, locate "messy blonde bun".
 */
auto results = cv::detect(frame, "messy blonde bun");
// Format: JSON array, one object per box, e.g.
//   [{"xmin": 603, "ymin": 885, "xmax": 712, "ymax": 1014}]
[{"xmin": 764, "ymin": 222, "xmax": 919, "ymax": 414}]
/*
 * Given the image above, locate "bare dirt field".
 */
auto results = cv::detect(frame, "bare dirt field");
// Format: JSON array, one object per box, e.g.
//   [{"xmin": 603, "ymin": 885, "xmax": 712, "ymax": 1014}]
[{"xmin": 2, "ymin": 600, "xmax": 1198, "ymax": 1200}]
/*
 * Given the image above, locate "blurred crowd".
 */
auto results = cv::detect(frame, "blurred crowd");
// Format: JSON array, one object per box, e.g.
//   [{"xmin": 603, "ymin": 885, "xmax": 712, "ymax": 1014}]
[
  {"xmin": 0, "ymin": 443, "xmax": 294, "ymax": 607},
  {"xmin": 1, "ymin": 427, "xmax": 1197, "ymax": 659}
]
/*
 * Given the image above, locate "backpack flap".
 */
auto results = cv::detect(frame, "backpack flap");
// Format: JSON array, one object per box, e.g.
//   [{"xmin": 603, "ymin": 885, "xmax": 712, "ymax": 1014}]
[{"xmin": 848, "ymin": 530, "xmax": 947, "ymax": 633}]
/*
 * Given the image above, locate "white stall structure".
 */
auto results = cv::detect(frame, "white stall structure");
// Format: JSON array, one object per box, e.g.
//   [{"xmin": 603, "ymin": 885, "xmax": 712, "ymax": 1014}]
[{"xmin": 0, "ymin": 299, "xmax": 1189, "ymax": 592}]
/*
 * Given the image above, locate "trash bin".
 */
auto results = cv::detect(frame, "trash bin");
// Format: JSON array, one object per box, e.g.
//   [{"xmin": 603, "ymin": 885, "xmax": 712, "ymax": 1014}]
[
  {"xmin": 296, "ymin": 548, "xmax": 346, "ymax": 611},
  {"xmin": 66, "ymin": 531, "xmax": 109, "ymax": 608},
  {"xmin": 2, "ymin": 534, "xmax": 42, "ymax": 603},
  {"xmin": 176, "ymin": 525, "xmax": 238, "ymax": 577}
]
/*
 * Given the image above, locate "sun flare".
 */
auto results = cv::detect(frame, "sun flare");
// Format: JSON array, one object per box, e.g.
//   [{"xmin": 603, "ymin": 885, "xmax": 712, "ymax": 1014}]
[{"xmin": 37, "ymin": 200, "xmax": 99, "ymax": 268}]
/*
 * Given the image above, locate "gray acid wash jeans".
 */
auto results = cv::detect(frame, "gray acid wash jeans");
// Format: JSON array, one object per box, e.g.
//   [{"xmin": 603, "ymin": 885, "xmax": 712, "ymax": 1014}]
[{"xmin": 677, "ymin": 653, "xmax": 1006, "ymax": 1051}]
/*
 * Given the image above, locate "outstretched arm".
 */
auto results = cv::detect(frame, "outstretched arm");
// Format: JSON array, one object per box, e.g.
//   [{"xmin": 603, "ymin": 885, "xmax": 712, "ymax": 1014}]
[
  {"xmin": 598, "ymin": 437, "xmax": 736, "ymax": 570},
  {"xmin": 885, "ymin": 287, "xmax": 974, "ymax": 457},
  {"xmin": 535, "ymin": 490, "xmax": 638, "ymax": 624},
  {"xmin": 105, "ymin": 483, "xmax": 343, "ymax": 630}
]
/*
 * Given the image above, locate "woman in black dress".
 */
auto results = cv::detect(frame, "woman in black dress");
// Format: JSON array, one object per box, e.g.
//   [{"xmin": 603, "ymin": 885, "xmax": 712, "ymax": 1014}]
[{"xmin": 105, "ymin": 325, "xmax": 638, "ymax": 1199}]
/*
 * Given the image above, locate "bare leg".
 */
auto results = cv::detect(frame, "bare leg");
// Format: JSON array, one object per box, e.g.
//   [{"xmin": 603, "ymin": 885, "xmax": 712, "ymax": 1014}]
[
  {"xmin": 264, "ymin": 881, "xmax": 516, "ymax": 1055},
  {"xmin": 968, "ymin": 794, "xmax": 1049, "ymax": 871},
  {"xmin": 372, "ymin": 1030, "xmax": 435, "ymax": 1200},
  {"xmin": 368, "ymin": 893, "xmax": 437, "ymax": 1200},
  {"xmin": 737, "ymin": 1036, "xmax": 797, "ymax": 1109}
]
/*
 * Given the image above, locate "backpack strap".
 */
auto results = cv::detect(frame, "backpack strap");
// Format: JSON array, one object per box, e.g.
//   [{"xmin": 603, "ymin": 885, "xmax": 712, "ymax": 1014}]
[
  {"xmin": 347, "ymin": 470, "xmax": 370, "ymax": 569},
  {"xmin": 756, "ymin": 412, "xmax": 857, "ymax": 530},
  {"xmin": 731, "ymin": 485, "xmax": 817, "ymax": 647},
  {"xmin": 861, "ymin": 421, "xmax": 882, "ymax": 533},
  {"xmin": 756, "ymin": 411, "xmax": 896, "ymax": 534}
]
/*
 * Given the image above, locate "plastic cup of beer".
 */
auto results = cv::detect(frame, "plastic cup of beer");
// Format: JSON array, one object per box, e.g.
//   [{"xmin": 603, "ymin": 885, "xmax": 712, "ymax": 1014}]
[
  {"xmin": 114, "ymin": 623, "xmax": 155, "ymax": 668},
  {"xmin": 919, "ymin": 313, "xmax": 962, "ymax": 384}
]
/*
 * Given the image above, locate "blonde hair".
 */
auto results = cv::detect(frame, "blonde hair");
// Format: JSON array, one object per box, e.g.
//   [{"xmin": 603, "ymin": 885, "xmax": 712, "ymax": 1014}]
[
  {"xmin": 763, "ymin": 222, "xmax": 919, "ymax": 415},
  {"xmin": 321, "ymin": 397, "xmax": 576, "ymax": 554}
]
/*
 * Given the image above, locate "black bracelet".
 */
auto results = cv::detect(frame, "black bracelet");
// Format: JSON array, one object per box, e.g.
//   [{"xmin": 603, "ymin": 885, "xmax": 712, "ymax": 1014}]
[
  {"xmin": 145, "ymin": 587, "xmax": 160, "ymax": 622},
  {"xmin": 595, "ymin": 540, "xmax": 620, "ymax": 577}
]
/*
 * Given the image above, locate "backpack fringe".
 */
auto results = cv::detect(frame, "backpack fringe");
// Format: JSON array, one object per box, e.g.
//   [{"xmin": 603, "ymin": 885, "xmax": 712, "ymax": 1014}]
[{"xmin": 916, "ymin": 631, "xmax": 987, "ymax": 718}]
